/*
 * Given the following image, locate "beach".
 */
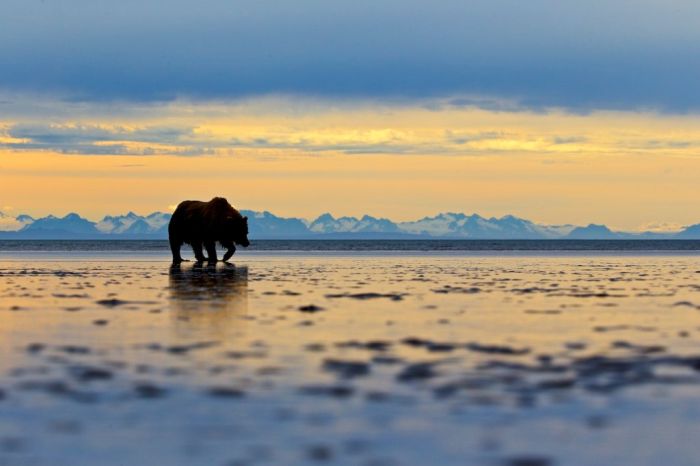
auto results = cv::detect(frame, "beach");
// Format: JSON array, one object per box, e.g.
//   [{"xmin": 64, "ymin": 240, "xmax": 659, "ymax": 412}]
[{"xmin": 2, "ymin": 253, "xmax": 700, "ymax": 465}]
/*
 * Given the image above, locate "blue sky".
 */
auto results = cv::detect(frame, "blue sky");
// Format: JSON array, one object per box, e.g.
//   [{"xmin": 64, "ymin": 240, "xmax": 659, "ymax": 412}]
[{"xmin": 1, "ymin": 0, "xmax": 699, "ymax": 112}]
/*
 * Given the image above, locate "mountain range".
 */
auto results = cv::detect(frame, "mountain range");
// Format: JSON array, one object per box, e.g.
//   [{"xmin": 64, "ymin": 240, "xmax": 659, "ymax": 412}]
[{"xmin": 0, "ymin": 210, "xmax": 698, "ymax": 240}]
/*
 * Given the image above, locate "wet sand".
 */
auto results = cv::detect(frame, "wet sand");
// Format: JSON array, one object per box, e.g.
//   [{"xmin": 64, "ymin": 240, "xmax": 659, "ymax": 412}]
[{"xmin": 1, "ymin": 255, "xmax": 700, "ymax": 465}]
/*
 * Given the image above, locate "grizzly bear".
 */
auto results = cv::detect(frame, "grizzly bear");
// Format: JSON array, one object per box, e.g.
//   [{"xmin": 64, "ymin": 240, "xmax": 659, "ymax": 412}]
[{"xmin": 168, "ymin": 197, "xmax": 250, "ymax": 264}]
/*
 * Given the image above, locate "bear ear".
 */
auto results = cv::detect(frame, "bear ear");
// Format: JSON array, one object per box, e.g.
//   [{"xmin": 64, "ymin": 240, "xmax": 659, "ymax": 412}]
[{"xmin": 243, "ymin": 216, "xmax": 248, "ymax": 221}]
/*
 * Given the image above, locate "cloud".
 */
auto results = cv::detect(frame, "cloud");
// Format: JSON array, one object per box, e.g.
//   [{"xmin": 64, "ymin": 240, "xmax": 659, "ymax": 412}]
[
  {"xmin": 637, "ymin": 222, "xmax": 686, "ymax": 233},
  {"xmin": 552, "ymin": 136, "xmax": 589, "ymax": 145},
  {"xmin": 0, "ymin": 212, "xmax": 22, "ymax": 231},
  {"xmin": 640, "ymin": 140, "xmax": 694, "ymax": 149},
  {"xmin": 2, "ymin": 119, "xmax": 452, "ymax": 156},
  {"xmin": 1, "ymin": 123, "xmax": 212, "ymax": 155},
  {"xmin": 226, "ymin": 135, "xmax": 429, "ymax": 156},
  {"xmin": 1, "ymin": 0, "xmax": 699, "ymax": 112},
  {"xmin": 445, "ymin": 130, "xmax": 507, "ymax": 145},
  {"xmin": 2, "ymin": 101, "xmax": 700, "ymax": 157},
  {"xmin": 3, "ymin": 120, "xmax": 546, "ymax": 156},
  {"xmin": 8, "ymin": 124, "xmax": 190, "ymax": 145}
]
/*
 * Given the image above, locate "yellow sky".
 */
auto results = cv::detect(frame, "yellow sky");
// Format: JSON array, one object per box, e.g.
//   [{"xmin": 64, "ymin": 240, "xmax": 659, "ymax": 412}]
[{"xmin": 1, "ymin": 100, "xmax": 699, "ymax": 230}]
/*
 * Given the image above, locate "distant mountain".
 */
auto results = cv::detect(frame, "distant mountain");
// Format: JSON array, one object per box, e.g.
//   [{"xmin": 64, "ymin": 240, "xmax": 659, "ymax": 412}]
[
  {"xmin": 97, "ymin": 212, "xmax": 141, "ymax": 234},
  {"xmin": 308, "ymin": 213, "xmax": 401, "ymax": 236},
  {"xmin": 97, "ymin": 211, "xmax": 170, "ymax": 235},
  {"xmin": 677, "ymin": 223, "xmax": 700, "ymax": 239},
  {"xmin": 241, "ymin": 210, "xmax": 310, "ymax": 238},
  {"xmin": 566, "ymin": 224, "xmax": 619, "ymax": 239},
  {"xmin": 0, "ymin": 210, "xmax": 698, "ymax": 240},
  {"xmin": 20, "ymin": 213, "xmax": 102, "ymax": 238},
  {"xmin": 0, "ymin": 211, "xmax": 170, "ymax": 239},
  {"xmin": 398, "ymin": 213, "xmax": 566, "ymax": 239},
  {"xmin": 145, "ymin": 212, "xmax": 171, "ymax": 230}
]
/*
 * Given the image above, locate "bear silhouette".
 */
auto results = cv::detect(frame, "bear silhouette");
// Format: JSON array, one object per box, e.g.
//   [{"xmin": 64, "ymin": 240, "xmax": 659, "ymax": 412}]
[{"xmin": 168, "ymin": 197, "xmax": 250, "ymax": 264}]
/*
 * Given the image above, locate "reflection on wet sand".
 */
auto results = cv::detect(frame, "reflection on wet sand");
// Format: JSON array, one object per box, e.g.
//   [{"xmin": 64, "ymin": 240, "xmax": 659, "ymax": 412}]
[
  {"xmin": 3, "ymin": 256, "xmax": 700, "ymax": 466},
  {"xmin": 168, "ymin": 262, "xmax": 248, "ymax": 337}
]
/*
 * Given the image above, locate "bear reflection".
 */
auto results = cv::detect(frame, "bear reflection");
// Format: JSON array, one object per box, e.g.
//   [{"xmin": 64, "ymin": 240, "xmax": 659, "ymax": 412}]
[{"xmin": 168, "ymin": 263, "xmax": 248, "ymax": 337}]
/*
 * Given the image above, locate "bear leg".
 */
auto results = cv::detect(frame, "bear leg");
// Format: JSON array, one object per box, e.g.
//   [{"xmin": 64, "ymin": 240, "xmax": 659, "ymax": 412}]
[
  {"xmin": 169, "ymin": 235, "xmax": 185, "ymax": 264},
  {"xmin": 205, "ymin": 241, "xmax": 218, "ymax": 263},
  {"xmin": 222, "ymin": 246, "xmax": 236, "ymax": 262},
  {"xmin": 220, "ymin": 239, "xmax": 236, "ymax": 262},
  {"xmin": 191, "ymin": 241, "xmax": 207, "ymax": 262}
]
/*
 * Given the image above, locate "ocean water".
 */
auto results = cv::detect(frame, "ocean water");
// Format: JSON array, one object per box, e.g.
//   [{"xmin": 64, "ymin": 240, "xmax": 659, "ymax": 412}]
[{"xmin": 1, "ymin": 239, "xmax": 700, "ymax": 255}]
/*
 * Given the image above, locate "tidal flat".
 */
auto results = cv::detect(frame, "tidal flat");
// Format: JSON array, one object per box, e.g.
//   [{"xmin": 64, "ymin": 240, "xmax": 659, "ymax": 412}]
[{"xmin": 1, "ymin": 255, "xmax": 700, "ymax": 465}]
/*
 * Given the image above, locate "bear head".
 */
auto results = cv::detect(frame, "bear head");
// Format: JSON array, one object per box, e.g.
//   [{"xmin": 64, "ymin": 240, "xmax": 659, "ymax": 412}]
[{"xmin": 227, "ymin": 215, "xmax": 250, "ymax": 247}]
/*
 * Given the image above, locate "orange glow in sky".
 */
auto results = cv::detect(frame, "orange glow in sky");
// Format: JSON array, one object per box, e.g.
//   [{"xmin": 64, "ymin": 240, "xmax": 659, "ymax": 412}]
[{"xmin": 1, "ymin": 99, "xmax": 699, "ymax": 230}]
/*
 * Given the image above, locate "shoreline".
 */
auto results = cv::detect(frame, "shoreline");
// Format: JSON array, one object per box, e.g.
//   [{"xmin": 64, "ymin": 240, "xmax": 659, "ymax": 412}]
[{"xmin": 2, "ymin": 250, "xmax": 700, "ymax": 261}]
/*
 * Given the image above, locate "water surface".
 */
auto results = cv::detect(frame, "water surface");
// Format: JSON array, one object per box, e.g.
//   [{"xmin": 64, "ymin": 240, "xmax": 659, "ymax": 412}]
[{"xmin": 1, "ymin": 253, "xmax": 700, "ymax": 465}]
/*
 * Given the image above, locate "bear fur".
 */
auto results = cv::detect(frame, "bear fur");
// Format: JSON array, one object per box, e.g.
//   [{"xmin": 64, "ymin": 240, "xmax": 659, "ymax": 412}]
[{"xmin": 168, "ymin": 197, "xmax": 250, "ymax": 264}]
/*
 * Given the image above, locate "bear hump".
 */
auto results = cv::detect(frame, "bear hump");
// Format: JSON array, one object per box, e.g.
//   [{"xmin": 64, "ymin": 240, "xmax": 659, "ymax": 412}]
[{"xmin": 205, "ymin": 197, "xmax": 242, "ymax": 219}]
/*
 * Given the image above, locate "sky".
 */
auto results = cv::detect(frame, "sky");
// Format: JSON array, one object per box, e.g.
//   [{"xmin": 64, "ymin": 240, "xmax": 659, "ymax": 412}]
[{"xmin": 1, "ymin": 0, "xmax": 699, "ymax": 230}]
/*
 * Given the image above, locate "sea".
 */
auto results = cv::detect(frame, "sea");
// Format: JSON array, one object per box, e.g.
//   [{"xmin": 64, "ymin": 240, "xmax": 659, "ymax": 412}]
[{"xmin": 1, "ymin": 239, "xmax": 700, "ymax": 257}]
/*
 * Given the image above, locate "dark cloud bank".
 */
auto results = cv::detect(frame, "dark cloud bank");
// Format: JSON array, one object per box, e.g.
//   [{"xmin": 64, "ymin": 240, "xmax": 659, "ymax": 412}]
[{"xmin": 1, "ymin": 0, "xmax": 699, "ymax": 112}]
